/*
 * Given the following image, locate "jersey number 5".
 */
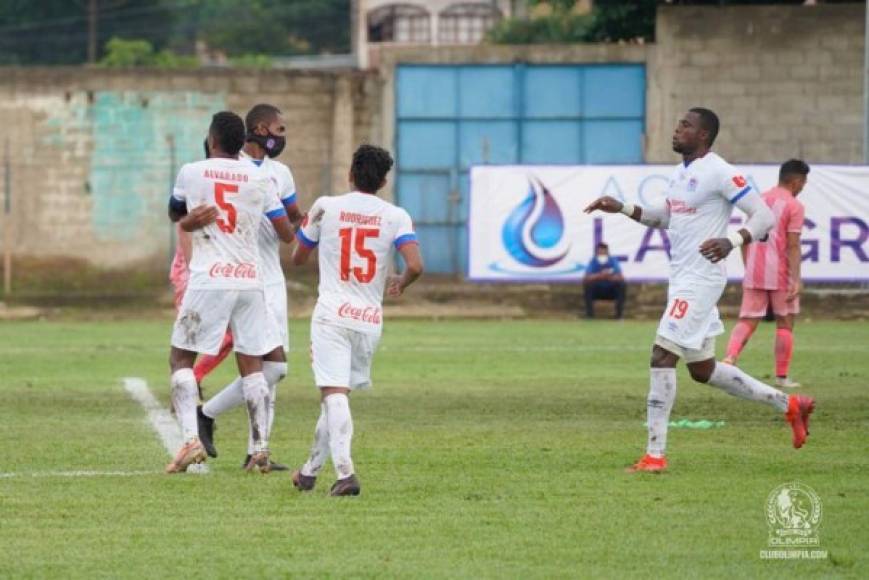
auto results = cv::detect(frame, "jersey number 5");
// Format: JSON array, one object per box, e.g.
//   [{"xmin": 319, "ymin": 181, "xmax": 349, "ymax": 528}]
[
  {"xmin": 339, "ymin": 227, "xmax": 379, "ymax": 283},
  {"xmin": 214, "ymin": 182, "xmax": 238, "ymax": 233}
]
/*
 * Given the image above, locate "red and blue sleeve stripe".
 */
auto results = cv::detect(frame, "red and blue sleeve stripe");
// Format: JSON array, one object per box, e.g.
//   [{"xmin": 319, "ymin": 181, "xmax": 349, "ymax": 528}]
[
  {"xmin": 296, "ymin": 229, "xmax": 318, "ymax": 248},
  {"xmin": 266, "ymin": 207, "xmax": 288, "ymax": 220},
  {"xmin": 729, "ymin": 186, "xmax": 752, "ymax": 204},
  {"xmin": 394, "ymin": 233, "xmax": 418, "ymax": 249}
]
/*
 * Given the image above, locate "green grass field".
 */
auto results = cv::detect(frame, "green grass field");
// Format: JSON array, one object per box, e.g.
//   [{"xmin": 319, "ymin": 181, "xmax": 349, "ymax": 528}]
[{"xmin": 0, "ymin": 317, "xmax": 866, "ymax": 578}]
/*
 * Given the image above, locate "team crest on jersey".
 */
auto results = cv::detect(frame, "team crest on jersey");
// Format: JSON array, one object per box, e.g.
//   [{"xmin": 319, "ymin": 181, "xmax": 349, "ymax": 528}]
[
  {"xmin": 732, "ymin": 175, "xmax": 747, "ymax": 188},
  {"xmin": 687, "ymin": 177, "xmax": 698, "ymax": 192}
]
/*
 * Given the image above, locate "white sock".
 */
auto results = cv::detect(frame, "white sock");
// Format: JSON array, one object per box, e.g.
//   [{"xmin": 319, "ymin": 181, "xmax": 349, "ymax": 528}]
[
  {"xmin": 242, "ymin": 372, "xmax": 270, "ymax": 452},
  {"xmin": 646, "ymin": 368, "xmax": 677, "ymax": 458},
  {"xmin": 708, "ymin": 362, "xmax": 789, "ymax": 412},
  {"xmin": 171, "ymin": 368, "xmax": 199, "ymax": 442},
  {"xmin": 324, "ymin": 393, "xmax": 354, "ymax": 480},
  {"xmin": 263, "ymin": 361, "xmax": 286, "ymax": 444},
  {"xmin": 202, "ymin": 377, "xmax": 243, "ymax": 419},
  {"xmin": 301, "ymin": 404, "xmax": 330, "ymax": 477}
]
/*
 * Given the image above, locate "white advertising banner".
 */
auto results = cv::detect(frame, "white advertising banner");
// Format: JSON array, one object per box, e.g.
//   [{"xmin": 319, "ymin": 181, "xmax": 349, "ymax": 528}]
[{"xmin": 468, "ymin": 165, "xmax": 869, "ymax": 282}]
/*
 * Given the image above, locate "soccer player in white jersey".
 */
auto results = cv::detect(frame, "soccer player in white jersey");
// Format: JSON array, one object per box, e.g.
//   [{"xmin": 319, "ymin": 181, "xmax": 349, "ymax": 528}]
[
  {"xmin": 290, "ymin": 145, "xmax": 423, "ymax": 496},
  {"xmin": 197, "ymin": 104, "xmax": 303, "ymax": 471},
  {"xmin": 585, "ymin": 108, "xmax": 816, "ymax": 473},
  {"xmin": 165, "ymin": 111, "xmax": 294, "ymax": 474}
]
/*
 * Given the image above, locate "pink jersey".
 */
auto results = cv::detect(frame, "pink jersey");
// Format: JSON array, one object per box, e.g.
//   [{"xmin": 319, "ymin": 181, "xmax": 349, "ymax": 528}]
[{"xmin": 743, "ymin": 186, "xmax": 805, "ymax": 290}]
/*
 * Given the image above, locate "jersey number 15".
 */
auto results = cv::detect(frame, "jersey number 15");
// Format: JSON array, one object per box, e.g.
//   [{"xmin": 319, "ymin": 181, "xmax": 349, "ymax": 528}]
[{"xmin": 339, "ymin": 227, "xmax": 379, "ymax": 283}]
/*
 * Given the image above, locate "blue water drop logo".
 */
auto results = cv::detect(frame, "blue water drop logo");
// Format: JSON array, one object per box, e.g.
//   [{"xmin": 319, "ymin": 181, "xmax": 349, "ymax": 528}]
[{"xmin": 501, "ymin": 177, "xmax": 569, "ymax": 268}]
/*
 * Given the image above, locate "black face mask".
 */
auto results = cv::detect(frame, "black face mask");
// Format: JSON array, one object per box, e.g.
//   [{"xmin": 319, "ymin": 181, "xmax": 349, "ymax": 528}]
[{"xmin": 247, "ymin": 131, "xmax": 286, "ymax": 158}]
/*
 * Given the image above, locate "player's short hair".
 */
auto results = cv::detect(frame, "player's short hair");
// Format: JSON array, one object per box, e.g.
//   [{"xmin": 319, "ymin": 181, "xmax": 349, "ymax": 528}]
[
  {"xmin": 245, "ymin": 103, "xmax": 282, "ymax": 132},
  {"xmin": 779, "ymin": 159, "xmax": 810, "ymax": 183},
  {"xmin": 689, "ymin": 107, "xmax": 720, "ymax": 147},
  {"xmin": 209, "ymin": 111, "xmax": 245, "ymax": 155},
  {"xmin": 596, "ymin": 242, "xmax": 609, "ymax": 251},
  {"xmin": 351, "ymin": 144, "xmax": 393, "ymax": 193}
]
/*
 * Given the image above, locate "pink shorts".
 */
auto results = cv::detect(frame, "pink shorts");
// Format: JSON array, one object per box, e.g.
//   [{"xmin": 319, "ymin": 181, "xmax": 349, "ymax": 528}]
[{"xmin": 739, "ymin": 288, "xmax": 800, "ymax": 318}]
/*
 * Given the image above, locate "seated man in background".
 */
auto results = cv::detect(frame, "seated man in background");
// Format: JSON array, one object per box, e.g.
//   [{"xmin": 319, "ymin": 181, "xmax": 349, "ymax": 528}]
[{"xmin": 583, "ymin": 243, "xmax": 626, "ymax": 319}]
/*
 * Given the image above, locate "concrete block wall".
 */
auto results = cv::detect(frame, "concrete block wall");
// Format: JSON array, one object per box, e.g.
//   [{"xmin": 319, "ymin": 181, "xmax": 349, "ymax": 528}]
[
  {"xmin": 647, "ymin": 4, "xmax": 865, "ymax": 164},
  {"xmin": 0, "ymin": 4, "xmax": 862, "ymax": 278},
  {"xmin": 0, "ymin": 68, "xmax": 378, "ymax": 269}
]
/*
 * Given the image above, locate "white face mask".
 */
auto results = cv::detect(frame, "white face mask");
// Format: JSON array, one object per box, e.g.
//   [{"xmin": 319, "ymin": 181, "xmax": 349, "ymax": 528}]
[{"xmin": 596, "ymin": 255, "xmax": 609, "ymax": 265}]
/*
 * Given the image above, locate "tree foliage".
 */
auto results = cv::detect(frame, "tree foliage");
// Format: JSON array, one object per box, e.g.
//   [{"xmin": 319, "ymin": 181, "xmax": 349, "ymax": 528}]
[
  {"xmin": 489, "ymin": 0, "xmax": 657, "ymax": 44},
  {"xmin": 0, "ymin": 0, "xmax": 349, "ymax": 66}
]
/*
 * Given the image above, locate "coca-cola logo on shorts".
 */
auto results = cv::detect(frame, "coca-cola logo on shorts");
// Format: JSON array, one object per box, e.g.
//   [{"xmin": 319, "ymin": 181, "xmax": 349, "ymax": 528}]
[
  {"xmin": 209, "ymin": 262, "xmax": 257, "ymax": 279},
  {"xmin": 338, "ymin": 303, "xmax": 382, "ymax": 324}
]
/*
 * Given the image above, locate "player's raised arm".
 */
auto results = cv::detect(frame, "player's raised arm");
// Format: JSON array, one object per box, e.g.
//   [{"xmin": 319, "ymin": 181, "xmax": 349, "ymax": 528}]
[{"xmin": 584, "ymin": 195, "xmax": 670, "ymax": 229}]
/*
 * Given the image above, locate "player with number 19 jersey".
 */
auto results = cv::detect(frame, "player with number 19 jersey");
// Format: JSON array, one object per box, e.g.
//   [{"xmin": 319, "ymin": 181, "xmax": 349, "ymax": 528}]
[{"xmin": 297, "ymin": 192, "xmax": 417, "ymax": 337}]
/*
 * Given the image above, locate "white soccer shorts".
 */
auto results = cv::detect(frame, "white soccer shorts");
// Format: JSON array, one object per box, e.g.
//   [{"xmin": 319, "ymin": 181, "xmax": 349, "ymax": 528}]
[
  {"xmin": 310, "ymin": 322, "xmax": 380, "ymax": 389},
  {"xmin": 655, "ymin": 280, "xmax": 725, "ymax": 361},
  {"xmin": 264, "ymin": 281, "xmax": 289, "ymax": 352},
  {"xmin": 171, "ymin": 288, "xmax": 282, "ymax": 356}
]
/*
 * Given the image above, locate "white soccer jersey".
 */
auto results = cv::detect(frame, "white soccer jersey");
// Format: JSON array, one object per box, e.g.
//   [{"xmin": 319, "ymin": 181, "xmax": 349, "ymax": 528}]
[
  {"xmin": 665, "ymin": 152, "xmax": 754, "ymax": 286},
  {"xmin": 171, "ymin": 157, "xmax": 285, "ymax": 290},
  {"xmin": 240, "ymin": 151, "xmax": 298, "ymax": 286},
  {"xmin": 297, "ymin": 191, "xmax": 418, "ymax": 336}
]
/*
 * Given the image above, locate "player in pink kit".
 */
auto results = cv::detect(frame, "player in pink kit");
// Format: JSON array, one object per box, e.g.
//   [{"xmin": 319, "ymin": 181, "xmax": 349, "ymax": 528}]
[
  {"xmin": 724, "ymin": 160, "xmax": 809, "ymax": 389},
  {"xmin": 585, "ymin": 108, "xmax": 815, "ymax": 473},
  {"xmin": 290, "ymin": 145, "xmax": 423, "ymax": 496},
  {"xmin": 165, "ymin": 112, "xmax": 294, "ymax": 474}
]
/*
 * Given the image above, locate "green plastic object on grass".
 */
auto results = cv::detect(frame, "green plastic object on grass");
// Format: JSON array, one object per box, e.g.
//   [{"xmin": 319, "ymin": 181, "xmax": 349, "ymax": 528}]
[{"xmin": 644, "ymin": 419, "xmax": 726, "ymax": 429}]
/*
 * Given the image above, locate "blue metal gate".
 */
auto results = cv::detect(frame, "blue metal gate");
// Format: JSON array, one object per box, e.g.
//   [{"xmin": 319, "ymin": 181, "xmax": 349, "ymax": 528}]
[{"xmin": 395, "ymin": 63, "xmax": 645, "ymax": 274}]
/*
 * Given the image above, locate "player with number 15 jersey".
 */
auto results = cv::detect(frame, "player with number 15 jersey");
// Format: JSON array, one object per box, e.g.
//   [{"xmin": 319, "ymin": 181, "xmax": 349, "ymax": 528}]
[{"xmin": 290, "ymin": 145, "xmax": 423, "ymax": 497}]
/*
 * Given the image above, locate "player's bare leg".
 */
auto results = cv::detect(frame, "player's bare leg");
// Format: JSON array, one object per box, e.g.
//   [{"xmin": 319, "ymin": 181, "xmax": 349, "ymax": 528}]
[
  {"xmin": 194, "ymin": 329, "xmax": 233, "ymax": 385},
  {"xmin": 687, "ymin": 357, "xmax": 814, "ymax": 448},
  {"xmin": 723, "ymin": 318, "xmax": 760, "ymax": 365},
  {"xmin": 166, "ymin": 347, "xmax": 207, "ymax": 474},
  {"xmin": 236, "ymin": 352, "xmax": 271, "ymax": 473},
  {"xmin": 629, "ymin": 345, "xmax": 678, "ymax": 473},
  {"xmin": 774, "ymin": 315, "xmax": 800, "ymax": 388}
]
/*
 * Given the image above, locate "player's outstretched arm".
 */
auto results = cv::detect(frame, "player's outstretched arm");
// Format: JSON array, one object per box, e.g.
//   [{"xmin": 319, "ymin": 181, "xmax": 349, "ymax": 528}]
[
  {"xmin": 387, "ymin": 243, "xmax": 423, "ymax": 297},
  {"xmin": 584, "ymin": 196, "xmax": 669, "ymax": 228}
]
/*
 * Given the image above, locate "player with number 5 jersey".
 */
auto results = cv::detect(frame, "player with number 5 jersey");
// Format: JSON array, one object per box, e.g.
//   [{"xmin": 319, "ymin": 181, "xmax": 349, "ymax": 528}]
[
  {"xmin": 165, "ymin": 111, "xmax": 294, "ymax": 475},
  {"xmin": 290, "ymin": 145, "xmax": 423, "ymax": 496}
]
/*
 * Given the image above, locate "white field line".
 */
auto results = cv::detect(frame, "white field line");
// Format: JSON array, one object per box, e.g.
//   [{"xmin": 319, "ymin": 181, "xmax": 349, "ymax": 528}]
[
  {"xmin": 0, "ymin": 378, "xmax": 204, "ymax": 480},
  {"xmin": 122, "ymin": 376, "xmax": 209, "ymax": 475},
  {"xmin": 123, "ymin": 377, "xmax": 184, "ymax": 456}
]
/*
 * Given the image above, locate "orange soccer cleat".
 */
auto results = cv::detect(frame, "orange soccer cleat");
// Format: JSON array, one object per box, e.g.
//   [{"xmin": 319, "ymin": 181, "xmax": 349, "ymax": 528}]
[
  {"xmin": 785, "ymin": 395, "xmax": 815, "ymax": 449},
  {"xmin": 165, "ymin": 439, "xmax": 207, "ymax": 474},
  {"xmin": 626, "ymin": 454, "xmax": 668, "ymax": 473}
]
